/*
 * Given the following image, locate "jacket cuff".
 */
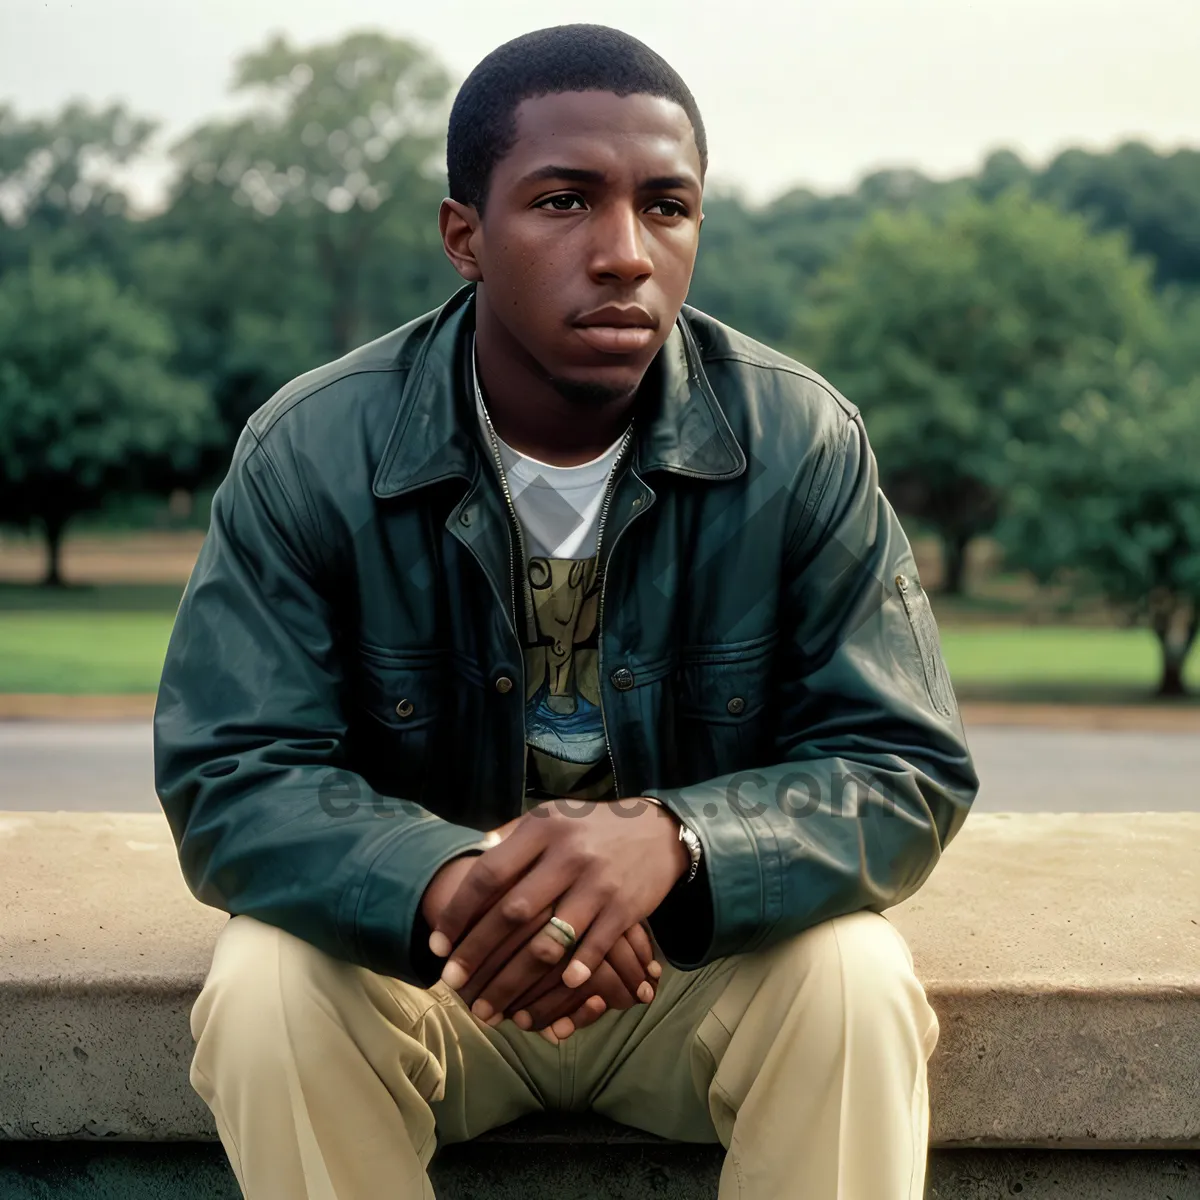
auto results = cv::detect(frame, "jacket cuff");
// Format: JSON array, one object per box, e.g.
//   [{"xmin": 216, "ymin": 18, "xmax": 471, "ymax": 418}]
[
  {"xmin": 645, "ymin": 851, "xmax": 715, "ymax": 969},
  {"xmin": 643, "ymin": 783, "xmax": 768, "ymax": 969},
  {"xmin": 345, "ymin": 817, "xmax": 490, "ymax": 986}
]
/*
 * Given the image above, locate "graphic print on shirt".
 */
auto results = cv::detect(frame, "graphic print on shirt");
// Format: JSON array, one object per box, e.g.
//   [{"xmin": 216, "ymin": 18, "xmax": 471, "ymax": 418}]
[{"xmin": 522, "ymin": 555, "xmax": 616, "ymax": 804}]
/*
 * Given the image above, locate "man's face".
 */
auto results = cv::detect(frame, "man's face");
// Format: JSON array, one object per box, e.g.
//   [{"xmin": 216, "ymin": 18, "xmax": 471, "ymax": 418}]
[{"xmin": 446, "ymin": 90, "xmax": 704, "ymax": 404}]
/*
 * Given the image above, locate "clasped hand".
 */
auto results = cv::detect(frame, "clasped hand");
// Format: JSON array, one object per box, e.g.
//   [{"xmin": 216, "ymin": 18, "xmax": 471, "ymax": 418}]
[{"xmin": 420, "ymin": 798, "xmax": 688, "ymax": 1042}]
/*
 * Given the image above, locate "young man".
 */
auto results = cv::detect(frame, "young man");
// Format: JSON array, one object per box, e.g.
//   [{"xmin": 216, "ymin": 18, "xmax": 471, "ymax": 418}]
[{"xmin": 155, "ymin": 24, "xmax": 978, "ymax": 1199}]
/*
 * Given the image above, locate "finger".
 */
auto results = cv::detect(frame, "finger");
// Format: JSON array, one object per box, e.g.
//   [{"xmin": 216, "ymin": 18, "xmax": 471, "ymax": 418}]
[
  {"xmin": 528, "ymin": 873, "xmax": 634, "ymax": 993},
  {"xmin": 560, "ymin": 903, "xmax": 632, "ymax": 991},
  {"xmin": 513, "ymin": 983, "xmax": 588, "ymax": 1031},
  {"xmin": 433, "ymin": 829, "xmax": 544, "ymax": 947},
  {"xmin": 517, "ymin": 962, "xmax": 636, "ymax": 1031},
  {"xmin": 625, "ymin": 922, "xmax": 655, "ymax": 969},
  {"xmin": 553, "ymin": 994, "xmax": 608, "ymax": 1041},
  {"xmin": 473, "ymin": 908, "xmax": 602, "ymax": 1022},
  {"xmin": 439, "ymin": 861, "xmax": 575, "ymax": 991},
  {"xmin": 471, "ymin": 942, "xmax": 559, "ymax": 1024},
  {"xmin": 506, "ymin": 933, "xmax": 648, "ymax": 1018},
  {"xmin": 605, "ymin": 934, "xmax": 654, "ymax": 1004},
  {"xmin": 625, "ymin": 921, "xmax": 662, "ymax": 980},
  {"xmin": 506, "ymin": 958, "xmax": 569, "ymax": 1017},
  {"xmin": 458, "ymin": 905, "xmax": 554, "ymax": 1007},
  {"xmin": 490, "ymin": 817, "xmax": 522, "ymax": 842}
]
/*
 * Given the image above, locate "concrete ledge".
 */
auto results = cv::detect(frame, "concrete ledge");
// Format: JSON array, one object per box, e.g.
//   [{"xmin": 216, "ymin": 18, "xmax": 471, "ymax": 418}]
[
  {"xmin": 1, "ymin": 812, "xmax": 1198, "ymax": 1148},
  {"xmin": 1, "ymin": 1142, "xmax": 1198, "ymax": 1200}
]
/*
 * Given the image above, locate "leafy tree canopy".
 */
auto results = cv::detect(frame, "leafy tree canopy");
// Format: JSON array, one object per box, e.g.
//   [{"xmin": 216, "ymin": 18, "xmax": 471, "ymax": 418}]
[
  {"xmin": 801, "ymin": 191, "xmax": 1165, "ymax": 592},
  {"xmin": 1001, "ymin": 355, "xmax": 1200, "ymax": 696},
  {"xmin": 0, "ymin": 264, "xmax": 216, "ymax": 583},
  {"xmin": 0, "ymin": 100, "xmax": 154, "ymax": 275},
  {"xmin": 139, "ymin": 31, "xmax": 461, "ymax": 445}
]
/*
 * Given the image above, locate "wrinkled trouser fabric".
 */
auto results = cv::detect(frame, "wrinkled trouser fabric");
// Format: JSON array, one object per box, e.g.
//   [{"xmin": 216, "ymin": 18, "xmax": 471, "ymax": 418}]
[{"xmin": 190, "ymin": 909, "xmax": 939, "ymax": 1199}]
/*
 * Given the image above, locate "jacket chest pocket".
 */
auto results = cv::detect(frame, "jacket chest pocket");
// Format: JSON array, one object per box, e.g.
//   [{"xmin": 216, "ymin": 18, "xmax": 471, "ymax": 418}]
[
  {"xmin": 348, "ymin": 647, "xmax": 449, "ymax": 805},
  {"xmin": 669, "ymin": 638, "xmax": 776, "ymax": 784}
]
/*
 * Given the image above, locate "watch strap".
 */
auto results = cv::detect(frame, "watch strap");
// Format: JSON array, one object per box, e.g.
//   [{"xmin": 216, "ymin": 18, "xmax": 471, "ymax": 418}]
[{"xmin": 641, "ymin": 795, "xmax": 702, "ymax": 884}]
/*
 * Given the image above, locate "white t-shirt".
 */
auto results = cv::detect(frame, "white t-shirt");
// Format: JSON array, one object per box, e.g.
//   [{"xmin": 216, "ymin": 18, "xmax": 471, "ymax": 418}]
[{"xmin": 473, "ymin": 386, "xmax": 626, "ymax": 559}]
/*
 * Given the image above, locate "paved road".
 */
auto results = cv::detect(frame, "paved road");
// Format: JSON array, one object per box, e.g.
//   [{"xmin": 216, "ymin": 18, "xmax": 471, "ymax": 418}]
[{"xmin": 1, "ymin": 722, "xmax": 1198, "ymax": 813}]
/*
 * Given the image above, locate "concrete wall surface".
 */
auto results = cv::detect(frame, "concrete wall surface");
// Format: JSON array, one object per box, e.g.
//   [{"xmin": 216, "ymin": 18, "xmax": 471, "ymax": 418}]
[{"xmin": 1, "ymin": 810, "xmax": 1198, "ymax": 1148}]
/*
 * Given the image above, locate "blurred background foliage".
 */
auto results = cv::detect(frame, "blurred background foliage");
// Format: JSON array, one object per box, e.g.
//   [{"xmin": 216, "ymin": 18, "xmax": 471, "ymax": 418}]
[{"xmin": 1, "ymin": 30, "xmax": 1199, "ymax": 696}]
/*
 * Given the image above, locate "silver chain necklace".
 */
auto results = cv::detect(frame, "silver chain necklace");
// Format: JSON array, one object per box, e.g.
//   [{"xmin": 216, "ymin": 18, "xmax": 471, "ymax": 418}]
[
  {"xmin": 472, "ymin": 340, "xmax": 634, "ymax": 477},
  {"xmin": 471, "ymin": 337, "xmax": 635, "ymax": 643}
]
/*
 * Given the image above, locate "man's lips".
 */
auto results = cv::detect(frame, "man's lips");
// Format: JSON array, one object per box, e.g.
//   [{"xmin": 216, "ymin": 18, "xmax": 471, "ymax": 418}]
[
  {"xmin": 572, "ymin": 325, "xmax": 656, "ymax": 354},
  {"xmin": 572, "ymin": 305, "xmax": 657, "ymax": 354}
]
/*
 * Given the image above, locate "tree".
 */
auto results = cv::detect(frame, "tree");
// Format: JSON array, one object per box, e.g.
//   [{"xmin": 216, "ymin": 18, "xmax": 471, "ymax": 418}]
[
  {"xmin": 802, "ymin": 191, "xmax": 1164, "ymax": 593},
  {"xmin": 974, "ymin": 148, "xmax": 1034, "ymax": 201},
  {"xmin": 0, "ymin": 264, "xmax": 216, "ymax": 585},
  {"xmin": 1034, "ymin": 142, "xmax": 1200, "ymax": 290},
  {"xmin": 688, "ymin": 169, "xmax": 972, "ymax": 348},
  {"xmin": 0, "ymin": 100, "xmax": 155, "ymax": 277},
  {"xmin": 687, "ymin": 189, "xmax": 801, "ymax": 345},
  {"xmin": 168, "ymin": 30, "xmax": 457, "ymax": 358},
  {"xmin": 1000, "ymin": 356, "xmax": 1200, "ymax": 697}
]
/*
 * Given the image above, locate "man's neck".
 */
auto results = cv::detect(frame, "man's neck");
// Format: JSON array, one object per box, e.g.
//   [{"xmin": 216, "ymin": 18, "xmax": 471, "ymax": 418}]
[{"xmin": 474, "ymin": 295, "xmax": 642, "ymax": 468}]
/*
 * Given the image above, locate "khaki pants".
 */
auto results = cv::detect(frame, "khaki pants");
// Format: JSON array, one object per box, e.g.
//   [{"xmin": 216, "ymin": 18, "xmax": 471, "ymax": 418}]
[{"xmin": 190, "ymin": 909, "xmax": 939, "ymax": 1199}]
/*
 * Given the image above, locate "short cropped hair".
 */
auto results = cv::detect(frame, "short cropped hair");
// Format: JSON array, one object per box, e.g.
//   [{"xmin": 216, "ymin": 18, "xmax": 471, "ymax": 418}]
[{"xmin": 447, "ymin": 24, "xmax": 707, "ymax": 213}]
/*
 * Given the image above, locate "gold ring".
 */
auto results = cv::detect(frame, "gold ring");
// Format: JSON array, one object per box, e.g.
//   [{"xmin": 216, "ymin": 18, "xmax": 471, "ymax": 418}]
[{"xmin": 542, "ymin": 916, "xmax": 577, "ymax": 948}]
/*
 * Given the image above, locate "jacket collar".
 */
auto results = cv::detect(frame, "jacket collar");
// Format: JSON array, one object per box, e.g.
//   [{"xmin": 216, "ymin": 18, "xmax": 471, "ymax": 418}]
[{"xmin": 372, "ymin": 285, "xmax": 745, "ymax": 499}]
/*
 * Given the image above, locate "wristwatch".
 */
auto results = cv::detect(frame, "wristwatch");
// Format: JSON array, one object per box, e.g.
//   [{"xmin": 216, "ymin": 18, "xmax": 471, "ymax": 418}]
[{"xmin": 643, "ymin": 796, "xmax": 702, "ymax": 885}]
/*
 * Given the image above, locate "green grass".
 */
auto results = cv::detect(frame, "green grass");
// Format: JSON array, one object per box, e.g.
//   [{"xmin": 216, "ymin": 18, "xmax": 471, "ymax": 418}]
[
  {"xmin": 0, "ymin": 586, "xmax": 186, "ymax": 692},
  {"xmin": 0, "ymin": 582, "xmax": 185, "ymax": 613},
  {"xmin": 0, "ymin": 611, "xmax": 177, "ymax": 693},
  {"xmin": 1, "ymin": 584, "xmax": 1197, "ymax": 701},
  {"xmin": 941, "ymin": 626, "xmax": 1200, "ymax": 703}
]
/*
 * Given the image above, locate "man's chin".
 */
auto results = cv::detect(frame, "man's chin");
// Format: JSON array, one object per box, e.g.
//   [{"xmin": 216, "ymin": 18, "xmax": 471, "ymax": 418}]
[{"xmin": 544, "ymin": 372, "xmax": 640, "ymax": 410}]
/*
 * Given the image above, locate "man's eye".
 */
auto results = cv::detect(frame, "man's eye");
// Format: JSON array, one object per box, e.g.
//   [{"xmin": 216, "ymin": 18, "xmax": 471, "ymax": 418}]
[
  {"xmin": 648, "ymin": 199, "xmax": 688, "ymax": 217},
  {"xmin": 537, "ymin": 194, "xmax": 586, "ymax": 211}
]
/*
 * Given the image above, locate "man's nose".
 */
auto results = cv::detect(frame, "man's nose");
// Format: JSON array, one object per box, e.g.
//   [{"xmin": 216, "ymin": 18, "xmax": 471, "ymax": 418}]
[{"xmin": 589, "ymin": 204, "xmax": 654, "ymax": 283}]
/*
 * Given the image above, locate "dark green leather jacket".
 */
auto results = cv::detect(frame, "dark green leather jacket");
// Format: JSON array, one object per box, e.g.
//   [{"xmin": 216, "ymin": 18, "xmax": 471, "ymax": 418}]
[{"xmin": 154, "ymin": 284, "xmax": 978, "ymax": 986}]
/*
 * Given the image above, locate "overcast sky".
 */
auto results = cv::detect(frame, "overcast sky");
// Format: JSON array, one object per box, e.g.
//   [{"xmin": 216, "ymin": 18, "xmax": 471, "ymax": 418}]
[{"xmin": 2, "ymin": 0, "xmax": 1197, "ymax": 206}]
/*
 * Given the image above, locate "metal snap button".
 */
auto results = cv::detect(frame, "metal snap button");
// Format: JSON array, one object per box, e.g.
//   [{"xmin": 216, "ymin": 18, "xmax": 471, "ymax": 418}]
[
  {"xmin": 895, "ymin": 573, "xmax": 909, "ymax": 592},
  {"xmin": 727, "ymin": 696, "xmax": 746, "ymax": 715},
  {"xmin": 610, "ymin": 667, "xmax": 635, "ymax": 692},
  {"xmin": 395, "ymin": 699, "xmax": 415, "ymax": 718},
  {"xmin": 632, "ymin": 496, "xmax": 644, "ymax": 510},
  {"xmin": 459, "ymin": 509, "xmax": 472, "ymax": 526},
  {"xmin": 494, "ymin": 676, "xmax": 513, "ymax": 694}
]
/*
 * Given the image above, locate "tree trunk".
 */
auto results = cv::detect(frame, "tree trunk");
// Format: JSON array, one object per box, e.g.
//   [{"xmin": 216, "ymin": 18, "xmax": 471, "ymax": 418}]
[
  {"xmin": 1155, "ymin": 618, "xmax": 1197, "ymax": 698},
  {"xmin": 42, "ymin": 515, "xmax": 68, "ymax": 588},
  {"xmin": 1158, "ymin": 657, "xmax": 1187, "ymax": 698},
  {"xmin": 940, "ymin": 531, "xmax": 972, "ymax": 596}
]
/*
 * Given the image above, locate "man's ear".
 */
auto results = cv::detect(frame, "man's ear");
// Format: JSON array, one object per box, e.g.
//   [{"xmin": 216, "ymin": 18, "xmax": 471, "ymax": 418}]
[{"xmin": 440, "ymin": 198, "xmax": 483, "ymax": 282}]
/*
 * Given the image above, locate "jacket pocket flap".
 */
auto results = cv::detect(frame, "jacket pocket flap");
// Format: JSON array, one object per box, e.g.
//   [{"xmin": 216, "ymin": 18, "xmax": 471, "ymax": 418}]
[
  {"xmin": 674, "ymin": 641, "xmax": 775, "ymax": 724},
  {"xmin": 353, "ymin": 647, "xmax": 446, "ymax": 731}
]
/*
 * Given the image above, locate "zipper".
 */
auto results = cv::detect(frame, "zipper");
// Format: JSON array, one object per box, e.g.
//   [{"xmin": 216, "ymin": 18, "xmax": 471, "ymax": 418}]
[
  {"xmin": 473, "ymin": 351, "xmax": 533, "ymax": 809},
  {"xmin": 482, "ymin": 411, "xmax": 536, "ymax": 643},
  {"xmin": 480, "ymin": 429, "xmax": 532, "ymax": 809},
  {"xmin": 594, "ymin": 446, "xmax": 639, "ymax": 800},
  {"xmin": 895, "ymin": 571, "xmax": 954, "ymax": 717}
]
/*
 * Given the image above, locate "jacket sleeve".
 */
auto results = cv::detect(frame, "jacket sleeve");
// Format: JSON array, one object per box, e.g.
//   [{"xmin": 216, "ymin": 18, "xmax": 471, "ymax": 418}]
[
  {"xmin": 646, "ymin": 412, "xmax": 979, "ymax": 968},
  {"xmin": 153, "ymin": 427, "xmax": 488, "ymax": 986}
]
